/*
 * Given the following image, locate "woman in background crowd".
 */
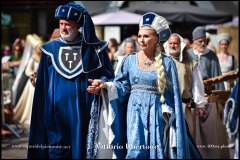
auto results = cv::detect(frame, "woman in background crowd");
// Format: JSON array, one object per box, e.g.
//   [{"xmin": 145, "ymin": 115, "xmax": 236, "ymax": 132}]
[
  {"xmin": 217, "ymin": 32, "xmax": 237, "ymax": 90},
  {"xmin": 13, "ymin": 34, "xmax": 43, "ymax": 127},
  {"xmin": 114, "ymin": 37, "xmax": 139, "ymax": 75}
]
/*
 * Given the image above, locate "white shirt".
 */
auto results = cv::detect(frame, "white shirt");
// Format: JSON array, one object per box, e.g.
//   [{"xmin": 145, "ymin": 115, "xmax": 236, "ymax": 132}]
[{"xmin": 192, "ymin": 65, "xmax": 208, "ymax": 108}]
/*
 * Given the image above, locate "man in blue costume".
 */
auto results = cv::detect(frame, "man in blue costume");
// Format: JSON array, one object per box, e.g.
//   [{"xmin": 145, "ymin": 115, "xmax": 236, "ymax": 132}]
[{"xmin": 27, "ymin": 2, "xmax": 114, "ymax": 159}]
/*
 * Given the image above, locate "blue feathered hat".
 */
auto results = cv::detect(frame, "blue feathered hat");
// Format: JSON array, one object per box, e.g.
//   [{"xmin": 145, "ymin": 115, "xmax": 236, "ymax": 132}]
[
  {"xmin": 55, "ymin": 1, "xmax": 100, "ymax": 44},
  {"xmin": 139, "ymin": 12, "xmax": 171, "ymax": 43}
]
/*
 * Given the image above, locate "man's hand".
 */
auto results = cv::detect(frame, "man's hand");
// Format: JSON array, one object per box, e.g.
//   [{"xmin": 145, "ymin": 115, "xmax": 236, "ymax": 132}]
[
  {"xmin": 87, "ymin": 79, "xmax": 106, "ymax": 94},
  {"xmin": 196, "ymin": 107, "xmax": 205, "ymax": 117},
  {"xmin": 30, "ymin": 72, "xmax": 37, "ymax": 87}
]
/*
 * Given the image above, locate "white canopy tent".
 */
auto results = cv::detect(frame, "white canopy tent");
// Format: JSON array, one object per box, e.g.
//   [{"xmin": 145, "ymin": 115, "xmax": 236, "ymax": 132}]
[{"xmin": 92, "ymin": 10, "xmax": 142, "ymax": 25}]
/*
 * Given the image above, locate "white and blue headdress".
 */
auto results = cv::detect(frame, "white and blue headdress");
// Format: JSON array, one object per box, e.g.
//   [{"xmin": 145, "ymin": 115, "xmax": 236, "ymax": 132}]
[
  {"xmin": 139, "ymin": 12, "xmax": 171, "ymax": 43},
  {"xmin": 55, "ymin": 1, "xmax": 100, "ymax": 44}
]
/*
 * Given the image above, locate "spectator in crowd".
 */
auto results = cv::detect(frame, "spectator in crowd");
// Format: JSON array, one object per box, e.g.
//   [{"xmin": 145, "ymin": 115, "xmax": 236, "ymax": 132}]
[
  {"xmin": 1, "ymin": 46, "xmax": 12, "ymax": 72},
  {"xmin": 187, "ymin": 26, "xmax": 229, "ymax": 159},
  {"xmin": 107, "ymin": 38, "xmax": 118, "ymax": 70},
  {"xmin": 187, "ymin": 26, "xmax": 225, "ymax": 90},
  {"xmin": 29, "ymin": 28, "xmax": 61, "ymax": 87},
  {"xmin": 216, "ymin": 32, "xmax": 237, "ymax": 90},
  {"xmin": 206, "ymin": 32, "xmax": 217, "ymax": 52},
  {"xmin": 7, "ymin": 38, "xmax": 25, "ymax": 77},
  {"xmin": 164, "ymin": 33, "xmax": 207, "ymax": 136},
  {"xmin": 183, "ymin": 38, "xmax": 192, "ymax": 50},
  {"xmin": 13, "ymin": 34, "xmax": 43, "ymax": 127},
  {"xmin": 114, "ymin": 37, "xmax": 139, "ymax": 74}
]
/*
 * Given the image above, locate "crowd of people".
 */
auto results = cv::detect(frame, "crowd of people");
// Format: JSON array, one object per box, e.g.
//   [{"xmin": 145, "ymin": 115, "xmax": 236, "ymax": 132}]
[{"xmin": 1, "ymin": 1, "xmax": 239, "ymax": 159}]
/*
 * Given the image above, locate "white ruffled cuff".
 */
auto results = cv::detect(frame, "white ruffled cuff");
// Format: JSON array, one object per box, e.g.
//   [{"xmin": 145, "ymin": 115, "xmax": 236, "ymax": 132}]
[
  {"xmin": 106, "ymin": 82, "xmax": 118, "ymax": 101},
  {"xmin": 162, "ymin": 103, "xmax": 177, "ymax": 159}
]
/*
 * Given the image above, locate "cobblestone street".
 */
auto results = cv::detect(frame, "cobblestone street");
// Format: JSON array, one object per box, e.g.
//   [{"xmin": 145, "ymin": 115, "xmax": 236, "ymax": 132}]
[{"xmin": 1, "ymin": 125, "xmax": 29, "ymax": 159}]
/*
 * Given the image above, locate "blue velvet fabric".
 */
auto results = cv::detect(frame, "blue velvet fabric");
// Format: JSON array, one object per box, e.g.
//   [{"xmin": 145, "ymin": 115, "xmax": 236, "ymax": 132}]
[
  {"xmin": 27, "ymin": 36, "xmax": 114, "ymax": 159},
  {"xmin": 55, "ymin": 4, "xmax": 83, "ymax": 22},
  {"xmin": 224, "ymin": 81, "xmax": 239, "ymax": 159},
  {"xmin": 224, "ymin": 81, "xmax": 239, "ymax": 137},
  {"xmin": 110, "ymin": 52, "xmax": 201, "ymax": 159}
]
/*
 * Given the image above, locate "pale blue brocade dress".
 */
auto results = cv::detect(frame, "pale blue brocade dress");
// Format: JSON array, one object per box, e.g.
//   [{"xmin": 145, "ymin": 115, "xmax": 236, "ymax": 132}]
[{"xmin": 110, "ymin": 52, "xmax": 201, "ymax": 159}]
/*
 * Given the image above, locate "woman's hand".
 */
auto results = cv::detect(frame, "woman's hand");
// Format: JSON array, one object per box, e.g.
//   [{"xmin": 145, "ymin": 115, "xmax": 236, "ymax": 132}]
[{"xmin": 87, "ymin": 79, "xmax": 107, "ymax": 94}]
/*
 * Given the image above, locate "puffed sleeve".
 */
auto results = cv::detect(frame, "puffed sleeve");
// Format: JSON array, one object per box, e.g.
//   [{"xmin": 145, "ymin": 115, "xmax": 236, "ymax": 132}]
[
  {"xmin": 105, "ymin": 56, "xmax": 131, "ymax": 102},
  {"xmin": 24, "ymin": 57, "xmax": 35, "ymax": 77}
]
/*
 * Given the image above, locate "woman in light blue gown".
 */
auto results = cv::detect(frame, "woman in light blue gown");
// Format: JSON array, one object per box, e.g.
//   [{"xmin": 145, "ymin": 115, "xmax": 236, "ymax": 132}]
[{"xmin": 87, "ymin": 12, "xmax": 201, "ymax": 159}]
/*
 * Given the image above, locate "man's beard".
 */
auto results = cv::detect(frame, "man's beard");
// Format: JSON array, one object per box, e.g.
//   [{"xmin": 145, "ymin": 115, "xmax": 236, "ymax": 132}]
[
  {"xmin": 60, "ymin": 29, "xmax": 79, "ymax": 42},
  {"xmin": 169, "ymin": 47, "xmax": 181, "ymax": 57},
  {"xmin": 196, "ymin": 45, "xmax": 206, "ymax": 53}
]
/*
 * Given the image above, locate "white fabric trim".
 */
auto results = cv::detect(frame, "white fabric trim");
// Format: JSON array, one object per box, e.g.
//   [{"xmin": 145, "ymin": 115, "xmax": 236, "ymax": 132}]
[
  {"xmin": 67, "ymin": 7, "xmax": 72, "ymax": 19},
  {"xmin": 162, "ymin": 103, "xmax": 177, "ymax": 159},
  {"xmin": 82, "ymin": 44, "xmax": 102, "ymax": 74},
  {"xmin": 140, "ymin": 12, "xmax": 169, "ymax": 35},
  {"xmin": 2, "ymin": 56, "xmax": 11, "ymax": 64},
  {"xmin": 114, "ymin": 55, "xmax": 125, "ymax": 75},
  {"xmin": 58, "ymin": 37, "xmax": 82, "ymax": 44},
  {"xmin": 77, "ymin": 13, "xmax": 82, "ymax": 22},
  {"xmin": 12, "ymin": 42, "xmax": 33, "ymax": 104},
  {"xmin": 192, "ymin": 65, "xmax": 207, "ymax": 108},
  {"xmin": 163, "ymin": 33, "xmax": 186, "ymax": 62},
  {"xmin": 41, "ymin": 35, "xmax": 107, "ymax": 78},
  {"xmin": 82, "ymin": 15, "xmax": 101, "ymax": 44},
  {"xmin": 224, "ymin": 98, "xmax": 239, "ymax": 137},
  {"xmin": 95, "ymin": 90, "xmax": 116, "ymax": 159},
  {"xmin": 106, "ymin": 82, "xmax": 118, "ymax": 101},
  {"xmin": 56, "ymin": 6, "xmax": 61, "ymax": 16},
  {"xmin": 162, "ymin": 103, "xmax": 172, "ymax": 144},
  {"xmin": 40, "ymin": 47, "xmax": 83, "ymax": 79},
  {"xmin": 169, "ymin": 113, "xmax": 176, "ymax": 148},
  {"xmin": 96, "ymin": 41, "xmax": 108, "ymax": 54},
  {"xmin": 162, "ymin": 103, "xmax": 173, "ymax": 115},
  {"xmin": 58, "ymin": 46, "xmax": 82, "ymax": 74},
  {"xmin": 234, "ymin": 134, "xmax": 239, "ymax": 159},
  {"xmin": 82, "ymin": 41, "xmax": 107, "ymax": 73},
  {"xmin": 169, "ymin": 115, "xmax": 177, "ymax": 159}
]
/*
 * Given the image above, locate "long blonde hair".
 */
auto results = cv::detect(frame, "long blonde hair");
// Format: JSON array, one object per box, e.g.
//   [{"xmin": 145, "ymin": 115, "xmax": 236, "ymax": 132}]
[
  {"xmin": 140, "ymin": 26, "xmax": 167, "ymax": 104},
  {"xmin": 155, "ymin": 45, "xmax": 166, "ymax": 104}
]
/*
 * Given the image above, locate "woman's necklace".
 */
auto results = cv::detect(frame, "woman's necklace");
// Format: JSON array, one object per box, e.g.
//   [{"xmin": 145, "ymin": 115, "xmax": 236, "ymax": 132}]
[
  {"xmin": 143, "ymin": 55, "xmax": 155, "ymax": 69},
  {"xmin": 144, "ymin": 60, "xmax": 155, "ymax": 67}
]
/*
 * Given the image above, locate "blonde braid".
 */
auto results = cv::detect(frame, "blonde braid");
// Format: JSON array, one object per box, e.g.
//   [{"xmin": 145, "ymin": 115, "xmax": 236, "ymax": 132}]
[{"xmin": 155, "ymin": 45, "xmax": 166, "ymax": 104}]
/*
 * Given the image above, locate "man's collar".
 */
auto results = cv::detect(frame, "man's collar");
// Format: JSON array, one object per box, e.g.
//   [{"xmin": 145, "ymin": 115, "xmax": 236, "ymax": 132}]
[{"xmin": 193, "ymin": 47, "xmax": 209, "ymax": 57}]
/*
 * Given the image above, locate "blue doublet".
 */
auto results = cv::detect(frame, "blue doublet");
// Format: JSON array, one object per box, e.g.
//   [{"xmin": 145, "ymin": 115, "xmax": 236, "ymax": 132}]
[{"xmin": 27, "ymin": 36, "xmax": 114, "ymax": 159}]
